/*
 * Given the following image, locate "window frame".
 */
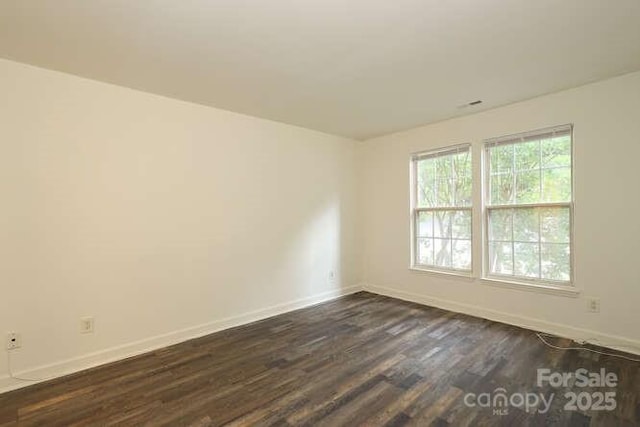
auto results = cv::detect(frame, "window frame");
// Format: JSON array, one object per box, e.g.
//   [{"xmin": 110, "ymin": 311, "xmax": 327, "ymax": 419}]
[
  {"xmin": 410, "ymin": 143, "xmax": 473, "ymax": 276},
  {"xmin": 481, "ymin": 124, "xmax": 575, "ymax": 288}
]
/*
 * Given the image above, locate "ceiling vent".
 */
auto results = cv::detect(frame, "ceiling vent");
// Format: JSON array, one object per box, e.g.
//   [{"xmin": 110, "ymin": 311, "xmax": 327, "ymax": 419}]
[{"xmin": 457, "ymin": 100, "xmax": 483, "ymax": 109}]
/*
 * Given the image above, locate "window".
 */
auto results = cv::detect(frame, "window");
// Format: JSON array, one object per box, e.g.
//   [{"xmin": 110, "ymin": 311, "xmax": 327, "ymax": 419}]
[
  {"xmin": 411, "ymin": 144, "xmax": 472, "ymax": 272},
  {"xmin": 484, "ymin": 124, "xmax": 573, "ymax": 284}
]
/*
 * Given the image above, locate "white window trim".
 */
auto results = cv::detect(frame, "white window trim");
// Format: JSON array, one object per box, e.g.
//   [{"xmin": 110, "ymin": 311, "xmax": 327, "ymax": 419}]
[
  {"xmin": 481, "ymin": 124, "xmax": 576, "ymax": 292},
  {"xmin": 410, "ymin": 143, "xmax": 473, "ymax": 276},
  {"xmin": 408, "ymin": 126, "xmax": 577, "ymax": 297},
  {"xmin": 480, "ymin": 276, "xmax": 580, "ymax": 297}
]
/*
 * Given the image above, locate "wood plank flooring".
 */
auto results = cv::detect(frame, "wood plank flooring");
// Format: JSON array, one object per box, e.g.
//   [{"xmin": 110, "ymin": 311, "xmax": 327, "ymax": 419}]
[{"xmin": 1, "ymin": 292, "xmax": 638, "ymax": 426}]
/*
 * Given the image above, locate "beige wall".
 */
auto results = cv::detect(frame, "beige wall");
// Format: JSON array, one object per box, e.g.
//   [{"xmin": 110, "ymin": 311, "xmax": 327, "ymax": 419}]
[
  {"xmin": 0, "ymin": 59, "xmax": 361, "ymax": 391},
  {"xmin": 2, "ymin": 56, "xmax": 639, "ymax": 393},
  {"xmin": 360, "ymin": 71, "xmax": 640, "ymax": 350}
]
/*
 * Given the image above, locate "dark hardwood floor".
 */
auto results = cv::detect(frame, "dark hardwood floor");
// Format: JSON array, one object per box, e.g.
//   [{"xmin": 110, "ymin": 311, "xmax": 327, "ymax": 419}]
[{"xmin": 1, "ymin": 292, "xmax": 638, "ymax": 426}]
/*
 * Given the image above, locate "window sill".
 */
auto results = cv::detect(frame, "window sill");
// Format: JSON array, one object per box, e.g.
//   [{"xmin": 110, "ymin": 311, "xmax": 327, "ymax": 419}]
[
  {"xmin": 409, "ymin": 266, "xmax": 474, "ymax": 281},
  {"xmin": 480, "ymin": 277, "xmax": 580, "ymax": 298}
]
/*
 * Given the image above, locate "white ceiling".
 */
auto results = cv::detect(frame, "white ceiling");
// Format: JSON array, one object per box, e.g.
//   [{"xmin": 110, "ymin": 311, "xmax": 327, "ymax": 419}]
[{"xmin": 1, "ymin": 1, "xmax": 639, "ymax": 140}]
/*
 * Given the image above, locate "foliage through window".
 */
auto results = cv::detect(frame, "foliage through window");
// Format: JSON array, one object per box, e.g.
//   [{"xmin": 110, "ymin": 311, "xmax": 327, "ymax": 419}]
[
  {"xmin": 484, "ymin": 125, "xmax": 573, "ymax": 283},
  {"xmin": 412, "ymin": 145, "xmax": 472, "ymax": 272}
]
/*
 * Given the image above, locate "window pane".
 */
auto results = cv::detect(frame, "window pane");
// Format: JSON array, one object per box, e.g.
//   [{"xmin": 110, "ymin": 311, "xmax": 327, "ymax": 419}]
[
  {"xmin": 490, "ymin": 144, "xmax": 514, "ymax": 175},
  {"xmin": 435, "ymin": 155, "xmax": 452, "ymax": 179},
  {"xmin": 454, "ymin": 151, "xmax": 472, "ymax": 206},
  {"xmin": 515, "ymin": 140, "xmax": 540, "ymax": 171},
  {"xmin": 515, "ymin": 170, "xmax": 541, "ymax": 203},
  {"xmin": 416, "ymin": 211, "xmax": 433, "ymax": 237},
  {"xmin": 490, "ymin": 173, "xmax": 514, "ymax": 205},
  {"xmin": 541, "ymin": 243, "xmax": 570, "ymax": 281},
  {"xmin": 488, "ymin": 209, "xmax": 512, "ymax": 241},
  {"xmin": 434, "ymin": 238, "xmax": 452, "ymax": 268},
  {"xmin": 542, "ymin": 167, "xmax": 571, "ymax": 202},
  {"xmin": 454, "ymin": 176, "xmax": 472, "ymax": 207},
  {"xmin": 489, "ymin": 242, "xmax": 513, "ymax": 275},
  {"xmin": 417, "ymin": 158, "xmax": 436, "ymax": 207},
  {"xmin": 436, "ymin": 178, "xmax": 453, "ymax": 206},
  {"xmin": 413, "ymin": 146, "xmax": 472, "ymax": 272},
  {"xmin": 452, "ymin": 239, "xmax": 471, "ymax": 270},
  {"xmin": 417, "ymin": 238, "xmax": 434, "ymax": 265},
  {"xmin": 484, "ymin": 126, "xmax": 572, "ymax": 284},
  {"xmin": 513, "ymin": 208, "xmax": 539, "ymax": 242},
  {"xmin": 514, "ymin": 242, "xmax": 540, "ymax": 278},
  {"xmin": 453, "ymin": 151, "xmax": 471, "ymax": 178},
  {"xmin": 452, "ymin": 210, "xmax": 471, "ymax": 239},
  {"xmin": 541, "ymin": 136, "xmax": 571, "ymax": 168},
  {"xmin": 540, "ymin": 207, "xmax": 570, "ymax": 243},
  {"xmin": 433, "ymin": 211, "xmax": 451, "ymax": 238}
]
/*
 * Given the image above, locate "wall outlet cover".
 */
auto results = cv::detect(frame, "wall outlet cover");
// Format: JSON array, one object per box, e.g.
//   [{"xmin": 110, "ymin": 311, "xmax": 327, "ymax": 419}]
[
  {"xmin": 587, "ymin": 298, "xmax": 601, "ymax": 313},
  {"xmin": 6, "ymin": 332, "xmax": 21, "ymax": 350},
  {"xmin": 80, "ymin": 317, "xmax": 95, "ymax": 334}
]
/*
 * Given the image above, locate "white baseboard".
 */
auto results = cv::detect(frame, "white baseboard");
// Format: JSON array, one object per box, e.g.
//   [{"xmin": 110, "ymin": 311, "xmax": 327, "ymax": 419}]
[
  {"xmin": 0, "ymin": 284, "xmax": 364, "ymax": 395},
  {"xmin": 363, "ymin": 283, "xmax": 640, "ymax": 356},
  {"xmin": 4, "ymin": 283, "xmax": 635, "ymax": 395}
]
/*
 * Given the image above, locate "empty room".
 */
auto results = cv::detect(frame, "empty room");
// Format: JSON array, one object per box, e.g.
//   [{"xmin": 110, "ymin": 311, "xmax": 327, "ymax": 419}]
[{"xmin": 1, "ymin": 1, "xmax": 639, "ymax": 425}]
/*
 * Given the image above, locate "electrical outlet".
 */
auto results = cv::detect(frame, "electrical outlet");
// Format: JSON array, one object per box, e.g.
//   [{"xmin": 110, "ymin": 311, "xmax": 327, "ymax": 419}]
[
  {"xmin": 328, "ymin": 270, "xmax": 336, "ymax": 284},
  {"xmin": 587, "ymin": 298, "xmax": 600, "ymax": 313},
  {"xmin": 80, "ymin": 317, "xmax": 95, "ymax": 334},
  {"xmin": 6, "ymin": 332, "xmax": 21, "ymax": 350}
]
